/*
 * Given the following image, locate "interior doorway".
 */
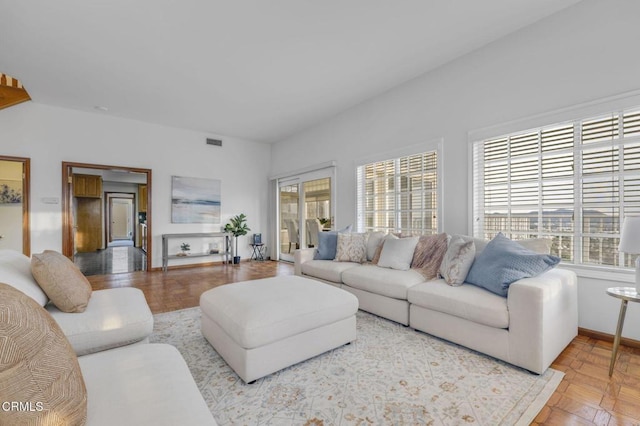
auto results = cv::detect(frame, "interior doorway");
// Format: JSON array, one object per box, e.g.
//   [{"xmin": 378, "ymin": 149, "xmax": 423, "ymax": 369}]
[
  {"xmin": 0, "ymin": 156, "xmax": 30, "ymax": 256},
  {"xmin": 62, "ymin": 162, "xmax": 152, "ymax": 273},
  {"xmin": 107, "ymin": 194, "xmax": 134, "ymax": 246}
]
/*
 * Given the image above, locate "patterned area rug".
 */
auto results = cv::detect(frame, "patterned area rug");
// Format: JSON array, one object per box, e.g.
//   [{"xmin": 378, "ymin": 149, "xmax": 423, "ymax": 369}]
[{"xmin": 150, "ymin": 307, "xmax": 563, "ymax": 425}]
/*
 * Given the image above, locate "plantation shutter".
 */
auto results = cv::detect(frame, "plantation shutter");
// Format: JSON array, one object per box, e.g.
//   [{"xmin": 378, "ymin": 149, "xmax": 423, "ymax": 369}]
[
  {"xmin": 472, "ymin": 107, "xmax": 640, "ymax": 268},
  {"xmin": 357, "ymin": 150, "xmax": 438, "ymax": 235}
]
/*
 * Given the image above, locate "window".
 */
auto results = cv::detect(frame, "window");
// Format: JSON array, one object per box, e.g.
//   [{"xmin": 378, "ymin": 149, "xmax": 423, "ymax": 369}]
[
  {"xmin": 357, "ymin": 150, "xmax": 439, "ymax": 235},
  {"xmin": 472, "ymin": 108, "xmax": 640, "ymax": 268}
]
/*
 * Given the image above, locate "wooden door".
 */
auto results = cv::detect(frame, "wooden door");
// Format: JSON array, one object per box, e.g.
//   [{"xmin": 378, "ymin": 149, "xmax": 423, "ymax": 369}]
[
  {"xmin": 76, "ymin": 198, "xmax": 102, "ymax": 252},
  {"xmin": 110, "ymin": 198, "xmax": 132, "ymax": 241}
]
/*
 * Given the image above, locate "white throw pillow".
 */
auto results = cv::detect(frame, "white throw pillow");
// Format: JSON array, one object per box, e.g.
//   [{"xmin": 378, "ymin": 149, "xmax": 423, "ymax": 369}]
[
  {"xmin": 365, "ymin": 231, "xmax": 386, "ymax": 261},
  {"xmin": 377, "ymin": 237, "xmax": 419, "ymax": 270},
  {"xmin": 439, "ymin": 236, "xmax": 476, "ymax": 286}
]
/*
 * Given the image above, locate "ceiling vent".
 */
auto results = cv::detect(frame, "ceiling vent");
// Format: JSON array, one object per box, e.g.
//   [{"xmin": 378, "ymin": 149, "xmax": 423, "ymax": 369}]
[{"xmin": 206, "ymin": 138, "xmax": 222, "ymax": 147}]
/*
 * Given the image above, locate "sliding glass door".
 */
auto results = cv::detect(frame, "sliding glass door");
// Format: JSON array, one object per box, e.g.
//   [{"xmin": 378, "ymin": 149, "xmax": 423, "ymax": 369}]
[
  {"xmin": 277, "ymin": 169, "xmax": 334, "ymax": 262},
  {"xmin": 279, "ymin": 182, "xmax": 300, "ymax": 261}
]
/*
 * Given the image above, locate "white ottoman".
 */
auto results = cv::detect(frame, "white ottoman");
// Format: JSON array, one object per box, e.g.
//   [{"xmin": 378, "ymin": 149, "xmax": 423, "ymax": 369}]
[{"xmin": 200, "ymin": 275, "xmax": 358, "ymax": 383}]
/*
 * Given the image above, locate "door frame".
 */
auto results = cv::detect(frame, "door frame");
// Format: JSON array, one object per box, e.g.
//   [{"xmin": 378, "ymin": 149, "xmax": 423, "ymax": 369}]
[
  {"xmin": 0, "ymin": 155, "xmax": 30, "ymax": 256},
  {"xmin": 106, "ymin": 193, "xmax": 135, "ymax": 243},
  {"xmin": 275, "ymin": 164, "xmax": 336, "ymax": 261},
  {"xmin": 62, "ymin": 161, "xmax": 152, "ymax": 271}
]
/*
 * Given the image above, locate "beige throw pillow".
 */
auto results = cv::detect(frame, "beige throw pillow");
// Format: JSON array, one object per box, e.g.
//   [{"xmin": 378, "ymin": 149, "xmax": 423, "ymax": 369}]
[
  {"xmin": 439, "ymin": 236, "xmax": 476, "ymax": 286},
  {"xmin": 334, "ymin": 233, "xmax": 368, "ymax": 263},
  {"xmin": 0, "ymin": 283, "xmax": 88, "ymax": 425},
  {"xmin": 411, "ymin": 233, "xmax": 449, "ymax": 279},
  {"xmin": 31, "ymin": 250, "xmax": 92, "ymax": 313},
  {"xmin": 517, "ymin": 238, "xmax": 553, "ymax": 254}
]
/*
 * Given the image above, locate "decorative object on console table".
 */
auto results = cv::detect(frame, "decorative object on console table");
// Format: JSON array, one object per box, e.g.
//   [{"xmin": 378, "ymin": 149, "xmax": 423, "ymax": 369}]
[
  {"xmin": 223, "ymin": 213, "xmax": 250, "ymax": 264},
  {"xmin": 178, "ymin": 243, "xmax": 190, "ymax": 256},
  {"xmin": 619, "ymin": 215, "xmax": 640, "ymax": 293}
]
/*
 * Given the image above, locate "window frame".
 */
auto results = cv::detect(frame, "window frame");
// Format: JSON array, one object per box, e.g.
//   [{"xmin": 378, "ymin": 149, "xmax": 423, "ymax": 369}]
[
  {"xmin": 356, "ymin": 140, "xmax": 443, "ymax": 235},
  {"xmin": 469, "ymin": 95, "xmax": 640, "ymax": 280}
]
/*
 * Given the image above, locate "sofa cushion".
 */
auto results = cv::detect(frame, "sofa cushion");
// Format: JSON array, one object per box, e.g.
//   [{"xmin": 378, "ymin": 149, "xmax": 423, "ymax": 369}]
[
  {"xmin": 31, "ymin": 250, "xmax": 92, "ymax": 313},
  {"xmin": 334, "ymin": 232, "xmax": 367, "ymax": 263},
  {"xmin": 377, "ymin": 236, "xmax": 419, "ymax": 270},
  {"xmin": 411, "ymin": 233, "xmax": 448, "ymax": 279},
  {"xmin": 47, "ymin": 287, "xmax": 154, "ymax": 355},
  {"xmin": 0, "ymin": 283, "xmax": 87, "ymax": 425},
  {"xmin": 79, "ymin": 343, "xmax": 217, "ymax": 425},
  {"xmin": 0, "ymin": 249, "xmax": 48, "ymax": 306},
  {"xmin": 408, "ymin": 279, "xmax": 509, "ymax": 329},
  {"xmin": 342, "ymin": 265, "xmax": 425, "ymax": 299},
  {"xmin": 301, "ymin": 259, "xmax": 361, "ymax": 283},
  {"xmin": 466, "ymin": 233, "xmax": 560, "ymax": 297},
  {"xmin": 439, "ymin": 236, "xmax": 476, "ymax": 286}
]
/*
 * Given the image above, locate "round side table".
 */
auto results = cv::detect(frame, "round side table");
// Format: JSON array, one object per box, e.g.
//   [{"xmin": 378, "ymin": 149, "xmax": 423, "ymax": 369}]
[{"xmin": 606, "ymin": 286, "xmax": 640, "ymax": 376}]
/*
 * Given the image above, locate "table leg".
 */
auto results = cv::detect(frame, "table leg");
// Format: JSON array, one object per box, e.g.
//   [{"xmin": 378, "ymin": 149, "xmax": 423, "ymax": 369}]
[{"xmin": 609, "ymin": 299, "xmax": 628, "ymax": 376}]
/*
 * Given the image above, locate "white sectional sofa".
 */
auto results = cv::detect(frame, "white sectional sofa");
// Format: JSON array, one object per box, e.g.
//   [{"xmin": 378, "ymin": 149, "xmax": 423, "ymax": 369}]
[
  {"xmin": 0, "ymin": 249, "xmax": 217, "ymax": 425},
  {"xmin": 294, "ymin": 236, "xmax": 578, "ymax": 374},
  {"xmin": 0, "ymin": 249, "xmax": 153, "ymax": 355}
]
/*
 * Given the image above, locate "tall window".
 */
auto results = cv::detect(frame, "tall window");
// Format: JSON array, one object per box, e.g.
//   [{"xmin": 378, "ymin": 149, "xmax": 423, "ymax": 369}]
[
  {"xmin": 357, "ymin": 151, "xmax": 438, "ymax": 235},
  {"xmin": 472, "ymin": 108, "xmax": 640, "ymax": 268}
]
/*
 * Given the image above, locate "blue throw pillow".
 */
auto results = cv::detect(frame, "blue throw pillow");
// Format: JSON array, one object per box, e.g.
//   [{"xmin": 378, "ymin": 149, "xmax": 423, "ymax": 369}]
[
  {"xmin": 465, "ymin": 233, "xmax": 560, "ymax": 297},
  {"xmin": 313, "ymin": 225, "xmax": 352, "ymax": 260},
  {"xmin": 314, "ymin": 232, "xmax": 338, "ymax": 260}
]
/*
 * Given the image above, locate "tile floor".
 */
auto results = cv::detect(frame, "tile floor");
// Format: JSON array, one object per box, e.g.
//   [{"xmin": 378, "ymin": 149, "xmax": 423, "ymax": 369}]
[{"xmin": 74, "ymin": 246, "xmax": 146, "ymax": 276}]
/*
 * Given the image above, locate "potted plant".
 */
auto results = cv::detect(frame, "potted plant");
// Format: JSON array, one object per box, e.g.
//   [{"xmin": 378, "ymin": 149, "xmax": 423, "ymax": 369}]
[
  {"xmin": 224, "ymin": 213, "xmax": 251, "ymax": 264},
  {"xmin": 178, "ymin": 243, "xmax": 190, "ymax": 256}
]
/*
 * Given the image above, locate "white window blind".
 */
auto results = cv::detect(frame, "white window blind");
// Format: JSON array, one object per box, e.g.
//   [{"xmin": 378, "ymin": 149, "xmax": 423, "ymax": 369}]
[
  {"xmin": 472, "ymin": 108, "xmax": 640, "ymax": 268},
  {"xmin": 357, "ymin": 151, "xmax": 438, "ymax": 235}
]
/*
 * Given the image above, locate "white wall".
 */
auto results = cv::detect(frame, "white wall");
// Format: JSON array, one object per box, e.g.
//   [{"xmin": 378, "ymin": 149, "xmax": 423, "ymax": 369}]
[
  {"xmin": 0, "ymin": 102, "xmax": 271, "ymax": 268},
  {"xmin": 271, "ymin": 0, "xmax": 640, "ymax": 339}
]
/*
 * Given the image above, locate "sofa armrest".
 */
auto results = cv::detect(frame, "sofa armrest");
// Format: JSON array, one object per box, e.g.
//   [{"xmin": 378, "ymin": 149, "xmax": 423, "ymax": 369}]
[
  {"xmin": 507, "ymin": 268, "xmax": 578, "ymax": 373},
  {"xmin": 293, "ymin": 248, "xmax": 316, "ymax": 276}
]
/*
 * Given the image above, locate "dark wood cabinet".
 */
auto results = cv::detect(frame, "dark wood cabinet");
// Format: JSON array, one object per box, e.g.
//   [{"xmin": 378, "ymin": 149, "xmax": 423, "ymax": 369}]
[{"xmin": 73, "ymin": 174, "xmax": 102, "ymax": 198}]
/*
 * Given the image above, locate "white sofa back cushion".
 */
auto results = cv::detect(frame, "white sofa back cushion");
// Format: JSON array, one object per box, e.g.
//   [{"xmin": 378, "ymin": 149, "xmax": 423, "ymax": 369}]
[{"xmin": 0, "ymin": 249, "xmax": 48, "ymax": 306}]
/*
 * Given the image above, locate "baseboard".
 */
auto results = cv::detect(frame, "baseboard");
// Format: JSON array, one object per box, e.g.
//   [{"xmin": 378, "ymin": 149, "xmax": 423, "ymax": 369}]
[
  {"xmin": 578, "ymin": 327, "xmax": 640, "ymax": 349},
  {"xmin": 150, "ymin": 258, "xmax": 274, "ymax": 272}
]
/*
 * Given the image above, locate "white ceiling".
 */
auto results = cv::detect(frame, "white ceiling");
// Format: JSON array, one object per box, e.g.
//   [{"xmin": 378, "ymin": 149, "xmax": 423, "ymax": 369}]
[{"xmin": 0, "ymin": 0, "xmax": 581, "ymax": 143}]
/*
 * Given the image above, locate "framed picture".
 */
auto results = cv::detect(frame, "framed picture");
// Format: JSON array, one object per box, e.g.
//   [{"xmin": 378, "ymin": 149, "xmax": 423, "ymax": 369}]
[
  {"xmin": 0, "ymin": 179, "xmax": 22, "ymax": 204},
  {"xmin": 171, "ymin": 176, "xmax": 221, "ymax": 223}
]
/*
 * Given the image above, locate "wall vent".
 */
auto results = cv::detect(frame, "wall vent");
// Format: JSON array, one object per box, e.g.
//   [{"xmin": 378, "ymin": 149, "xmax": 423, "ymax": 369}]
[{"xmin": 206, "ymin": 138, "xmax": 222, "ymax": 147}]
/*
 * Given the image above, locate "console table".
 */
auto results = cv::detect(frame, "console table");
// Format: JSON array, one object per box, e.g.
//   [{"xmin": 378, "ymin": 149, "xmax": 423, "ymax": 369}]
[{"xmin": 162, "ymin": 232, "xmax": 232, "ymax": 272}]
